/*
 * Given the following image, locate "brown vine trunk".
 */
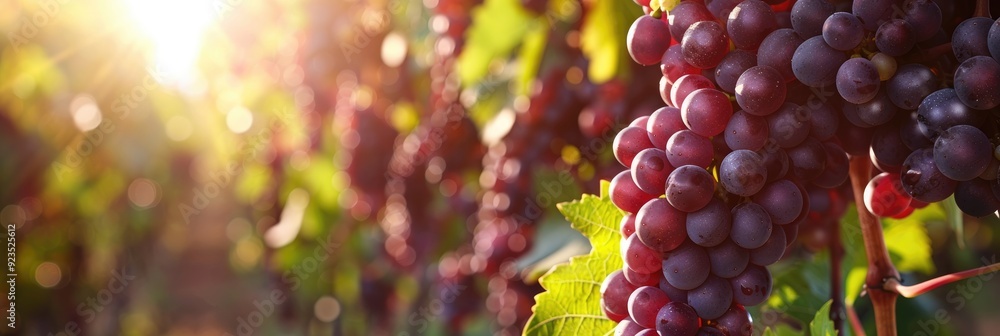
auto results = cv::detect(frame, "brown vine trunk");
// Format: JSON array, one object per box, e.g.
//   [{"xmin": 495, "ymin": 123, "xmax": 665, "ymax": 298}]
[{"xmin": 848, "ymin": 156, "xmax": 900, "ymax": 336}]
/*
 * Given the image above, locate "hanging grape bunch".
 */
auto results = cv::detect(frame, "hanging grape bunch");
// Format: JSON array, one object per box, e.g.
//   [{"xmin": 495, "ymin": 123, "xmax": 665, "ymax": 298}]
[{"xmin": 600, "ymin": 0, "xmax": 1000, "ymax": 335}]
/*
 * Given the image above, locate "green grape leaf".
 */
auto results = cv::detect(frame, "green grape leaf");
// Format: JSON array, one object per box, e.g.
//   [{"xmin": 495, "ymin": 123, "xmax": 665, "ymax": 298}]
[
  {"xmin": 810, "ymin": 300, "xmax": 836, "ymax": 336},
  {"xmin": 579, "ymin": 0, "xmax": 641, "ymax": 83},
  {"xmin": 766, "ymin": 256, "xmax": 831, "ymax": 323},
  {"xmin": 523, "ymin": 181, "xmax": 625, "ymax": 336},
  {"xmin": 457, "ymin": 0, "xmax": 535, "ymax": 85},
  {"xmin": 516, "ymin": 21, "xmax": 549, "ymax": 95}
]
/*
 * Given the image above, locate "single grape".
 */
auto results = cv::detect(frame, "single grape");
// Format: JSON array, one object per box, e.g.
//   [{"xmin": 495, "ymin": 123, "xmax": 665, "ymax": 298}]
[
  {"xmin": 758, "ymin": 145, "xmax": 789, "ymax": 182},
  {"xmin": 611, "ymin": 170, "xmax": 658, "ymax": 213},
  {"xmin": 628, "ymin": 286, "xmax": 671, "ymax": 328},
  {"xmin": 687, "ymin": 198, "xmax": 732, "ymax": 247},
  {"xmin": 875, "ymin": 19, "xmax": 916, "ymax": 57},
  {"xmin": 688, "ymin": 275, "xmax": 734, "ymax": 320},
  {"xmin": 647, "ymin": 106, "xmax": 686, "ymax": 149},
  {"xmin": 730, "ymin": 202, "xmax": 773, "ymax": 249},
  {"xmin": 666, "ymin": 165, "xmax": 716, "ymax": 212},
  {"xmin": 759, "ymin": 29, "xmax": 806, "ymax": 83},
  {"xmin": 730, "ymin": 264, "xmax": 772, "ymax": 306},
  {"xmin": 952, "ymin": 17, "xmax": 994, "ymax": 63},
  {"xmin": 660, "ymin": 76, "xmax": 674, "ymax": 106},
  {"xmin": 887, "ymin": 63, "xmax": 938, "ymax": 110},
  {"xmin": 953, "ymin": 56, "xmax": 1000, "ymax": 110},
  {"xmin": 707, "ymin": 239, "xmax": 749, "ymax": 278},
  {"xmin": 668, "ymin": 1, "xmax": 715, "ymax": 42},
  {"xmin": 837, "ymin": 57, "xmax": 881, "ymax": 104},
  {"xmin": 714, "ymin": 305, "xmax": 753, "ymax": 336},
  {"xmin": 659, "ymin": 277, "xmax": 689, "ymax": 304},
  {"xmin": 720, "ymin": 150, "xmax": 768, "ymax": 196},
  {"xmin": 864, "ymin": 172, "xmax": 912, "ymax": 217},
  {"xmin": 682, "ymin": 21, "xmax": 730, "ymax": 69},
  {"xmin": 614, "ymin": 126, "xmax": 655, "ymax": 167},
  {"xmin": 933, "ymin": 125, "xmax": 992, "ymax": 181},
  {"xmin": 793, "ymin": 36, "xmax": 848, "ymax": 87},
  {"xmin": 916, "ymin": 89, "xmax": 985, "ymax": 139},
  {"xmin": 623, "ymin": 264, "xmax": 661, "ymax": 287},
  {"xmin": 813, "ymin": 142, "xmax": 850, "ymax": 188},
  {"xmin": 602, "ymin": 270, "xmax": 639, "ymax": 317},
  {"xmin": 681, "ymin": 88, "xmax": 734, "ymax": 137},
  {"xmin": 637, "ymin": 198, "xmax": 689, "ymax": 254},
  {"xmin": 666, "ymin": 130, "xmax": 715, "ymax": 168},
  {"xmin": 870, "ymin": 123, "xmax": 911, "ymax": 174},
  {"xmin": 871, "ymin": 52, "xmax": 897, "ymax": 81},
  {"xmin": 736, "ymin": 66, "xmax": 787, "ymax": 116},
  {"xmin": 752, "ymin": 179, "xmax": 804, "ymax": 225},
  {"xmin": 852, "ymin": 0, "xmax": 894, "ymax": 31},
  {"xmin": 672, "ymin": 74, "xmax": 717, "ymax": 110},
  {"xmin": 900, "ymin": 148, "xmax": 958, "ymax": 203},
  {"xmin": 847, "ymin": 88, "xmax": 897, "ymax": 127},
  {"xmin": 767, "ymin": 103, "xmax": 810, "ymax": 148},
  {"xmin": 955, "ymin": 179, "xmax": 1000, "ymax": 217},
  {"xmin": 605, "ymin": 306, "xmax": 628, "ymax": 323},
  {"xmin": 715, "ymin": 50, "xmax": 758, "ymax": 94},
  {"xmin": 662, "ymin": 241, "xmax": 711, "ymax": 290},
  {"xmin": 656, "ymin": 302, "xmax": 700, "ymax": 336},
  {"xmin": 727, "ymin": 0, "xmax": 777, "ymax": 50},
  {"xmin": 903, "ymin": 0, "xmax": 942, "ymax": 42},
  {"xmin": 628, "ymin": 15, "xmax": 672, "ymax": 65},
  {"xmin": 632, "ymin": 148, "xmax": 675, "ymax": 195},
  {"xmin": 823, "ymin": 12, "xmax": 864, "ymax": 51},
  {"xmin": 662, "ymin": 45, "xmax": 703, "ymax": 84},
  {"xmin": 791, "ymin": 0, "xmax": 836, "ymax": 38},
  {"xmin": 724, "ymin": 111, "xmax": 770, "ymax": 152},
  {"xmin": 807, "ymin": 102, "xmax": 839, "ymax": 141},
  {"xmin": 990, "ymin": 18, "xmax": 1000, "ymax": 62},
  {"xmin": 623, "ymin": 234, "xmax": 663, "ymax": 274},
  {"xmin": 787, "ymin": 137, "xmax": 827, "ymax": 181},
  {"xmin": 750, "ymin": 223, "xmax": 787, "ymax": 266}
]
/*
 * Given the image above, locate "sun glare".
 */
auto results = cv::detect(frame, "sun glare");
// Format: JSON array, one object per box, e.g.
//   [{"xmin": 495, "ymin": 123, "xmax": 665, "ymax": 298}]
[{"xmin": 123, "ymin": 0, "xmax": 216, "ymax": 87}]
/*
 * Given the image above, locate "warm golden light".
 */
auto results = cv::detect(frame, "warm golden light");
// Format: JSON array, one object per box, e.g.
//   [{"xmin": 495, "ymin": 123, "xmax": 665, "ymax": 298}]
[{"xmin": 123, "ymin": 0, "xmax": 216, "ymax": 86}]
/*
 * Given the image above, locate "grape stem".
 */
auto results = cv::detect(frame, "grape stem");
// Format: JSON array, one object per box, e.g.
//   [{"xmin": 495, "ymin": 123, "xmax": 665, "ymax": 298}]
[
  {"xmin": 884, "ymin": 262, "xmax": 1000, "ymax": 298},
  {"xmin": 846, "ymin": 302, "xmax": 867, "ymax": 336},
  {"xmin": 848, "ymin": 156, "xmax": 900, "ymax": 336},
  {"xmin": 974, "ymin": 0, "xmax": 991, "ymax": 18}
]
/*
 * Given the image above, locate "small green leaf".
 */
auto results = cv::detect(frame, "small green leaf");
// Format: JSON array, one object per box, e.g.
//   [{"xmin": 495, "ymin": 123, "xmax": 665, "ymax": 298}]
[
  {"xmin": 458, "ymin": 0, "xmax": 535, "ymax": 85},
  {"xmin": 810, "ymin": 300, "xmax": 835, "ymax": 336},
  {"xmin": 579, "ymin": 0, "xmax": 641, "ymax": 83},
  {"xmin": 523, "ymin": 183, "xmax": 625, "ymax": 336}
]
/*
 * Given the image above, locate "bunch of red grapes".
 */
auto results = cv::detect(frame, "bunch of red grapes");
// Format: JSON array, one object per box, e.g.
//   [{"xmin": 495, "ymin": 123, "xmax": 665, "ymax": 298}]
[{"xmin": 606, "ymin": 0, "xmax": 1000, "ymax": 335}]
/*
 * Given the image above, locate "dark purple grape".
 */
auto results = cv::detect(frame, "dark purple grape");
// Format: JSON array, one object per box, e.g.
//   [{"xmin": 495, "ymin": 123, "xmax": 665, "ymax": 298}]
[
  {"xmin": 668, "ymin": 1, "xmax": 716, "ymax": 42},
  {"xmin": 758, "ymin": 144, "xmax": 789, "ymax": 182},
  {"xmin": 697, "ymin": 326, "xmax": 726, "ymax": 336},
  {"xmin": 714, "ymin": 305, "xmax": 753, "ymax": 336},
  {"xmin": 725, "ymin": 111, "xmax": 770, "ymax": 151},
  {"xmin": 901, "ymin": 148, "xmax": 958, "ymax": 203},
  {"xmin": 736, "ymin": 66, "xmax": 786, "ymax": 116},
  {"xmin": 955, "ymin": 179, "xmax": 1000, "ymax": 217},
  {"xmin": 847, "ymin": 88, "xmax": 898, "ymax": 127},
  {"xmin": 632, "ymin": 148, "xmax": 675, "ymax": 195},
  {"xmin": 662, "ymin": 45, "xmax": 703, "ymax": 84},
  {"xmin": 682, "ymin": 21, "xmax": 730, "ymax": 69},
  {"xmin": 750, "ymin": 222, "xmax": 786, "ymax": 266},
  {"xmin": 666, "ymin": 165, "xmax": 716, "ymax": 212},
  {"xmin": 672, "ymin": 74, "xmax": 717, "ymax": 109},
  {"xmin": 615, "ymin": 126, "xmax": 655, "ymax": 167},
  {"xmin": 720, "ymin": 150, "xmax": 768, "ymax": 196},
  {"xmin": 782, "ymin": 222, "xmax": 799, "ymax": 246},
  {"xmin": 647, "ymin": 106, "xmax": 686, "ymax": 149},
  {"xmin": 727, "ymin": 0, "xmax": 777, "ymax": 50},
  {"xmin": 681, "ymin": 88, "xmax": 733, "ymax": 137},
  {"xmin": 952, "ymin": 17, "xmax": 994, "ymax": 63},
  {"xmin": 602, "ymin": 270, "xmax": 639, "ymax": 316},
  {"xmin": 729, "ymin": 264, "xmax": 772, "ymax": 306},
  {"xmin": 666, "ymin": 130, "xmax": 715, "ymax": 168},
  {"xmin": 628, "ymin": 286, "xmax": 671, "ymax": 328},
  {"xmin": 616, "ymin": 319, "xmax": 645, "ymax": 336},
  {"xmin": 954, "ymin": 56, "xmax": 1000, "ymax": 110},
  {"xmin": 870, "ymin": 123, "xmax": 911, "ymax": 174},
  {"xmin": 837, "ymin": 57, "xmax": 880, "ymax": 104},
  {"xmin": 807, "ymin": 102, "xmax": 839, "ymax": 141},
  {"xmin": 688, "ymin": 276, "xmax": 734, "ymax": 319},
  {"xmin": 852, "ymin": 0, "xmax": 894, "ymax": 31},
  {"xmin": 759, "ymin": 29, "xmax": 805, "ymax": 82},
  {"xmin": 887, "ymin": 63, "xmax": 938, "ymax": 110},
  {"xmin": 787, "ymin": 137, "xmax": 827, "ymax": 181},
  {"xmin": 990, "ymin": 18, "xmax": 1000, "ymax": 62},
  {"xmin": 687, "ymin": 198, "xmax": 732, "ymax": 247},
  {"xmin": 622, "ymin": 234, "xmax": 663, "ymax": 274},
  {"xmin": 792, "ymin": 36, "xmax": 848, "ymax": 87},
  {"xmin": 715, "ymin": 50, "xmax": 757, "ymax": 94},
  {"xmin": 933, "ymin": 125, "xmax": 992, "ymax": 181},
  {"xmin": 730, "ymin": 202, "xmax": 773, "ymax": 249},
  {"xmin": 791, "ymin": 0, "xmax": 836, "ymax": 38},
  {"xmin": 767, "ymin": 103, "xmax": 810, "ymax": 148},
  {"xmin": 628, "ymin": 15, "xmax": 672, "ymax": 65},
  {"xmin": 659, "ymin": 277, "xmax": 689, "ymax": 303},
  {"xmin": 823, "ymin": 12, "xmax": 864, "ymax": 51},
  {"xmin": 875, "ymin": 19, "xmax": 916, "ymax": 57},
  {"xmin": 813, "ymin": 142, "xmax": 849, "ymax": 188},
  {"xmin": 637, "ymin": 198, "xmax": 689, "ymax": 254},
  {"xmin": 903, "ymin": 0, "xmax": 942, "ymax": 42},
  {"xmin": 752, "ymin": 179, "xmax": 803, "ymax": 225},
  {"xmin": 656, "ymin": 302, "xmax": 700, "ymax": 336},
  {"xmin": 707, "ymin": 239, "xmax": 749, "ymax": 278},
  {"xmin": 707, "ymin": 0, "xmax": 742, "ymax": 21},
  {"xmin": 899, "ymin": 111, "xmax": 932, "ymax": 151},
  {"xmin": 916, "ymin": 89, "xmax": 985, "ymax": 139},
  {"xmin": 662, "ymin": 242, "xmax": 711, "ymax": 290},
  {"xmin": 611, "ymin": 170, "xmax": 658, "ymax": 213}
]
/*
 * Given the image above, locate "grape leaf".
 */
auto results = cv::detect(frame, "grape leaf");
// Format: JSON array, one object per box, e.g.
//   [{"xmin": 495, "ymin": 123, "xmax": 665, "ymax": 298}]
[
  {"xmin": 458, "ymin": 0, "xmax": 535, "ymax": 85},
  {"xmin": 810, "ymin": 300, "xmax": 836, "ymax": 336},
  {"xmin": 579, "ymin": 0, "xmax": 641, "ymax": 83},
  {"xmin": 523, "ymin": 180, "xmax": 625, "ymax": 336}
]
